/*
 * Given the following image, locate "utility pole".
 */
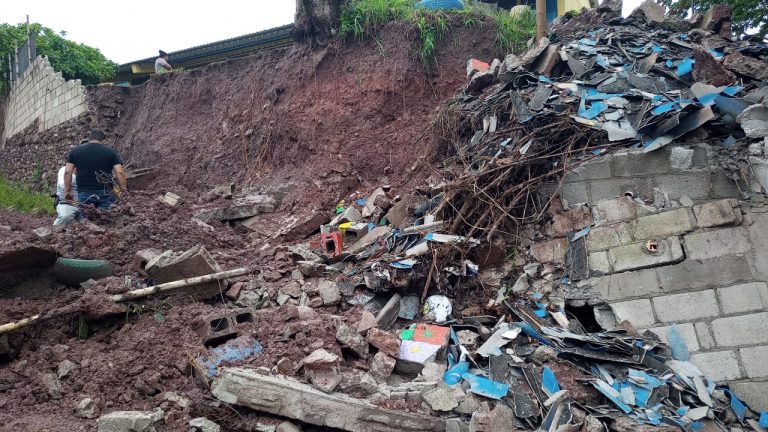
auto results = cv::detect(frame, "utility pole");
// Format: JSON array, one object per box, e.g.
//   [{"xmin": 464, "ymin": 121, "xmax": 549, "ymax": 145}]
[
  {"xmin": 26, "ymin": 15, "xmax": 32, "ymax": 66},
  {"xmin": 536, "ymin": 0, "xmax": 547, "ymax": 41}
]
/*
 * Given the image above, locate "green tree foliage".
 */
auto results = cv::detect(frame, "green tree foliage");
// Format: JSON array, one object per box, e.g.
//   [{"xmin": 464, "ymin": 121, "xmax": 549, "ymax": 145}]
[
  {"xmin": 0, "ymin": 22, "xmax": 117, "ymax": 94},
  {"xmin": 659, "ymin": 0, "xmax": 768, "ymax": 38}
]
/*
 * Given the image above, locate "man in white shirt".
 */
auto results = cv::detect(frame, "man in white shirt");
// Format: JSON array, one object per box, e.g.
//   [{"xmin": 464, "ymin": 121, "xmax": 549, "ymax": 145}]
[
  {"xmin": 155, "ymin": 50, "xmax": 172, "ymax": 74},
  {"xmin": 54, "ymin": 165, "xmax": 79, "ymax": 225}
]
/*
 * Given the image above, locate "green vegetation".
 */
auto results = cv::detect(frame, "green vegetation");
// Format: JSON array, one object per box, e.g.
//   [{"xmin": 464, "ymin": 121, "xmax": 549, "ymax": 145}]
[
  {"xmin": 493, "ymin": 8, "xmax": 537, "ymax": 56},
  {"xmin": 339, "ymin": 0, "xmax": 536, "ymax": 68},
  {"xmin": 0, "ymin": 176, "xmax": 55, "ymax": 214},
  {"xmin": 659, "ymin": 0, "xmax": 767, "ymax": 38},
  {"xmin": 0, "ymin": 23, "xmax": 117, "ymax": 94}
]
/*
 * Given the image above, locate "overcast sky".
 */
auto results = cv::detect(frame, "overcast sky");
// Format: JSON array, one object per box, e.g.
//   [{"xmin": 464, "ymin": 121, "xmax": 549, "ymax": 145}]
[
  {"xmin": 4, "ymin": 1, "xmax": 643, "ymax": 65},
  {"xmin": 3, "ymin": 1, "xmax": 296, "ymax": 64}
]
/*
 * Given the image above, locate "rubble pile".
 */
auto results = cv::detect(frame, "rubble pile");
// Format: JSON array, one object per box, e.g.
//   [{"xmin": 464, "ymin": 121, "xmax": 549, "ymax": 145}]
[
  {"xmin": 435, "ymin": 0, "xmax": 768, "ymax": 239},
  {"xmin": 3, "ymin": 2, "xmax": 768, "ymax": 431}
]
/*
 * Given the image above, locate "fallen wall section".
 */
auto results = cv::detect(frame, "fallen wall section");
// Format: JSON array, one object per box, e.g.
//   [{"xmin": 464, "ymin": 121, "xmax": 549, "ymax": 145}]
[{"xmin": 2, "ymin": 56, "xmax": 88, "ymax": 143}]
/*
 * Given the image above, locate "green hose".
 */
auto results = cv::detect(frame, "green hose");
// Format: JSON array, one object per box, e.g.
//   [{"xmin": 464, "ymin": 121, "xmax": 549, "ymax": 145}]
[{"xmin": 53, "ymin": 258, "xmax": 112, "ymax": 287}]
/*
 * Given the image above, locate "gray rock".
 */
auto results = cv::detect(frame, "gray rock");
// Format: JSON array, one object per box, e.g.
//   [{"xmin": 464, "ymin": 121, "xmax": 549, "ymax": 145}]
[
  {"xmin": 369, "ymin": 352, "xmax": 396, "ymax": 383},
  {"xmin": 77, "ymin": 397, "xmax": 100, "ymax": 419},
  {"xmin": 317, "ymin": 280, "xmax": 341, "ymax": 305},
  {"xmin": 280, "ymin": 281, "xmax": 303, "ymax": 298},
  {"xmin": 57, "ymin": 359, "xmax": 77, "ymax": 378},
  {"xmin": 189, "ymin": 417, "xmax": 221, "ymax": 432},
  {"xmin": 737, "ymin": 104, "xmax": 768, "ymax": 139},
  {"xmin": 422, "ymin": 386, "xmax": 460, "ymax": 411},
  {"xmin": 276, "ymin": 422, "xmax": 301, "ymax": 432},
  {"xmin": 41, "ymin": 372, "xmax": 62, "ymax": 399},
  {"xmin": 97, "ymin": 409, "xmax": 164, "ymax": 432},
  {"xmin": 336, "ymin": 323, "xmax": 369, "ymax": 358},
  {"xmin": 670, "ymin": 147, "xmax": 694, "ymax": 170},
  {"xmin": 236, "ymin": 289, "xmax": 269, "ymax": 309}
]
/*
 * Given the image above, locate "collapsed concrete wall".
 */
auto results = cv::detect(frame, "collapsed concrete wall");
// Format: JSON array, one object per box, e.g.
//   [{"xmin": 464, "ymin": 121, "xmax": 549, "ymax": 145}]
[
  {"xmin": 535, "ymin": 143, "xmax": 768, "ymax": 410},
  {"xmin": 2, "ymin": 56, "xmax": 89, "ymax": 143}
]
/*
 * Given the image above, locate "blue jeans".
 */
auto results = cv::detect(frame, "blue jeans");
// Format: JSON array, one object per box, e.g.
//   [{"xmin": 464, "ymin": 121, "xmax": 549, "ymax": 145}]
[{"xmin": 78, "ymin": 190, "xmax": 116, "ymax": 209}]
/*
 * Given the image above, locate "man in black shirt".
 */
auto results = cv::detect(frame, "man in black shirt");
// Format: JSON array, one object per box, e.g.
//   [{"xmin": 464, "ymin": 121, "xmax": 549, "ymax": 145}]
[{"xmin": 64, "ymin": 129, "xmax": 128, "ymax": 209}]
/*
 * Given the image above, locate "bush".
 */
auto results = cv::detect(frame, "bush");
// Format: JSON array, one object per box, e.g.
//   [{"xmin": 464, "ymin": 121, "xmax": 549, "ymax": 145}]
[{"xmin": 0, "ymin": 177, "xmax": 55, "ymax": 214}]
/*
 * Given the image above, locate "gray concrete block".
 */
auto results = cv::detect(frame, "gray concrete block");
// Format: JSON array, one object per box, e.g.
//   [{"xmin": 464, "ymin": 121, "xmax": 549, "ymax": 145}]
[
  {"xmin": 711, "ymin": 171, "xmax": 741, "ymax": 198},
  {"xmin": 653, "ymin": 171, "xmax": 712, "ymax": 200},
  {"xmin": 565, "ymin": 156, "xmax": 613, "ymax": 182},
  {"xmin": 610, "ymin": 299, "xmax": 656, "ymax": 328},
  {"xmin": 718, "ymin": 282, "xmax": 768, "ymax": 315},
  {"xmin": 631, "ymin": 208, "xmax": 696, "ymax": 239},
  {"xmin": 588, "ymin": 251, "xmax": 612, "ymax": 275},
  {"xmin": 646, "ymin": 323, "xmax": 700, "ymax": 352},
  {"xmin": 690, "ymin": 351, "xmax": 742, "ymax": 381},
  {"xmin": 693, "ymin": 199, "xmax": 741, "ymax": 228},
  {"xmin": 587, "ymin": 223, "xmax": 633, "ymax": 252},
  {"xmin": 592, "ymin": 198, "xmax": 638, "ymax": 225},
  {"xmin": 712, "ymin": 313, "xmax": 768, "ymax": 347},
  {"xmin": 652, "ymin": 290, "xmax": 720, "ymax": 323},
  {"xmin": 747, "ymin": 210, "xmax": 768, "ymax": 282},
  {"xmin": 587, "ymin": 269, "xmax": 661, "ymax": 301},
  {"xmin": 684, "ymin": 227, "xmax": 752, "ymax": 261},
  {"xmin": 670, "ymin": 147, "xmax": 694, "ymax": 170},
  {"xmin": 694, "ymin": 322, "xmax": 716, "ymax": 350},
  {"xmin": 608, "ymin": 236, "xmax": 684, "ymax": 272},
  {"xmin": 97, "ymin": 409, "xmax": 164, "ymax": 432},
  {"xmin": 612, "ymin": 148, "xmax": 671, "ymax": 177},
  {"xmin": 738, "ymin": 345, "xmax": 768, "ymax": 378},
  {"xmin": 559, "ymin": 182, "xmax": 590, "ymax": 206},
  {"xmin": 589, "ymin": 177, "xmax": 655, "ymax": 202},
  {"xmin": 729, "ymin": 381, "xmax": 768, "ymax": 411}
]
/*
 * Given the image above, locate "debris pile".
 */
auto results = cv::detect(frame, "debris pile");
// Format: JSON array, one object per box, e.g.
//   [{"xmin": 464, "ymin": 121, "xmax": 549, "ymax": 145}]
[{"xmin": 433, "ymin": 0, "xmax": 768, "ymax": 238}]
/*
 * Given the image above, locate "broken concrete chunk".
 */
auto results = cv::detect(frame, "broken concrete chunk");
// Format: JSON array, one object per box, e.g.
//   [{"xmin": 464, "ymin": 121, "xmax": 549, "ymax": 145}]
[
  {"xmin": 199, "ymin": 184, "xmax": 235, "ymax": 203},
  {"xmin": 77, "ymin": 397, "xmax": 100, "ymax": 419},
  {"xmin": 699, "ymin": 4, "xmax": 733, "ymax": 38},
  {"xmin": 422, "ymin": 385, "xmax": 460, "ymax": 412},
  {"xmin": 723, "ymin": 53, "xmax": 768, "ymax": 81},
  {"xmin": 469, "ymin": 402, "xmax": 516, "ymax": 432},
  {"xmin": 97, "ymin": 409, "xmax": 164, "ymax": 432},
  {"xmin": 336, "ymin": 323, "xmax": 369, "ymax": 358},
  {"xmin": 145, "ymin": 245, "xmax": 224, "ymax": 300},
  {"xmin": 357, "ymin": 310, "xmax": 377, "ymax": 334},
  {"xmin": 194, "ymin": 194, "xmax": 276, "ymax": 222},
  {"xmin": 467, "ymin": 70, "xmax": 495, "ymax": 93},
  {"xmin": 693, "ymin": 46, "xmax": 736, "ymax": 86},
  {"xmin": 189, "ymin": 417, "xmax": 221, "ymax": 432},
  {"xmin": 32, "ymin": 227, "xmax": 52, "ymax": 239},
  {"xmin": 369, "ymin": 352, "xmax": 396, "ymax": 382},
  {"xmin": 366, "ymin": 327, "xmax": 401, "ymax": 357},
  {"xmin": 693, "ymin": 199, "xmax": 741, "ymax": 228},
  {"xmin": 737, "ymin": 104, "xmax": 768, "ymax": 138},
  {"xmin": 375, "ymin": 293, "xmax": 401, "ymax": 330},
  {"xmin": 306, "ymin": 366, "xmax": 342, "ymax": 393},
  {"xmin": 362, "ymin": 188, "xmax": 387, "ymax": 218},
  {"xmin": 41, "ymin": 372, "xmax": 62, "ymax": 399},
  {"xmin": 212, "ymin": 368, "xmax": 445, "ymax": 432},
  {"xmin": 301, "ymin": 349, "xmax": 339, "ymax": 368},
  {"xmin": 629, "ymin": 0, "xmax": 665, "ymax": 24},
  {"xmin": 160, "ymin": 192, "xmax": 183, "ymax": 206},
  {"xmin": 317, "ymin": 279, "xmax": 341, "ymax": 305},
  {"xmin": 57, "ymin": 359, "xmax": 77, "ymax": 378}
]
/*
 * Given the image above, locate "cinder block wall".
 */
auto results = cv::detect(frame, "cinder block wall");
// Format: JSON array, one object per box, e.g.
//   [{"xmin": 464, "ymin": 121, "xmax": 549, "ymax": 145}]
[
  {"xmin": 2, "ymin": 56, "xmax": 88, "ymax": 142},
  {"xmin": 536, "ymin": 145, "xmax": 768, "ymax": 410}
]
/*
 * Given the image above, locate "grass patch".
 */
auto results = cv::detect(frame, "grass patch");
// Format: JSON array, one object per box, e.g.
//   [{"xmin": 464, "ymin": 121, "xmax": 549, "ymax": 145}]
[
  {"xmin": 0, "ymin": 176, "xmax": 55, "ymax": 214},
  {"xmin": 494, "ymin": 8, "xmax": 537, "ymax": 55},
  {"xmin": 339, "ymin": 0, "xmax": 536, "ymax": 67}
]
